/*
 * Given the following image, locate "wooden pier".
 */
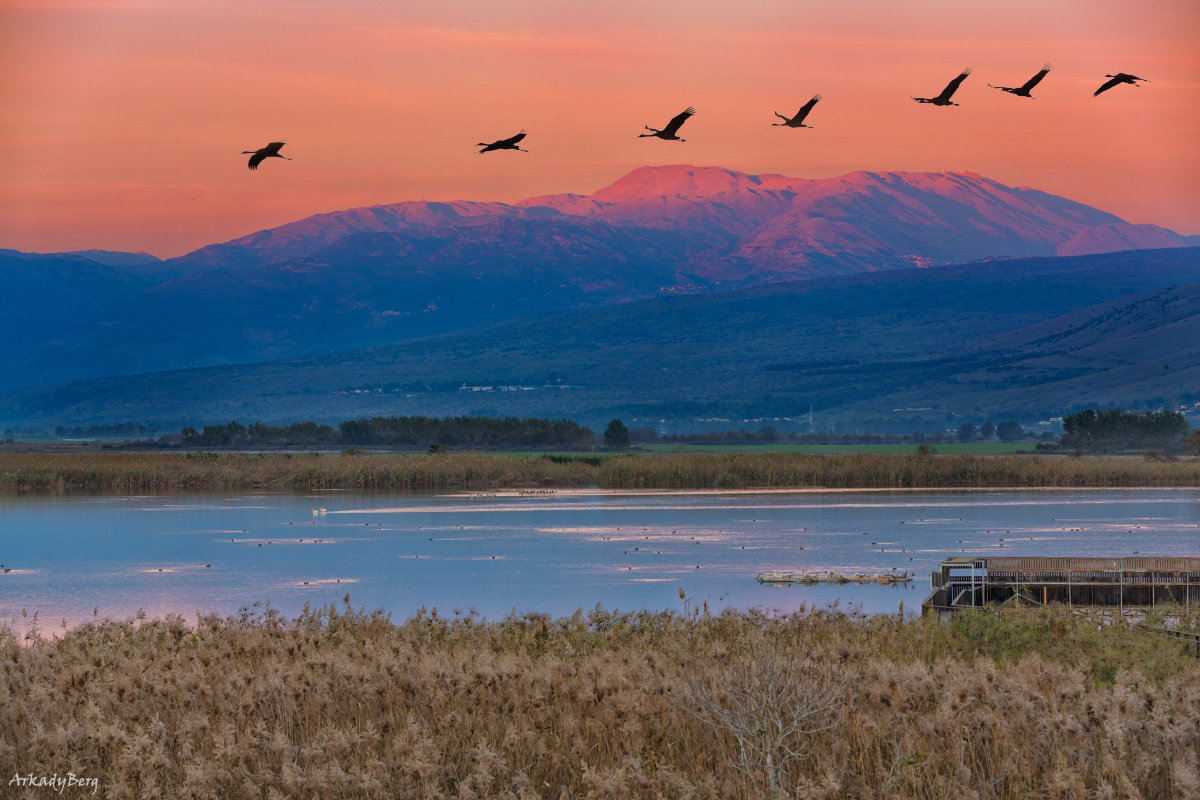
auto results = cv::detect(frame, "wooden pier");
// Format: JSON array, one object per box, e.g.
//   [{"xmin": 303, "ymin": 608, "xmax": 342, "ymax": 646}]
[{"xmin": 923, "ymin": 556, "xmax": 1200, "ymax": 614}]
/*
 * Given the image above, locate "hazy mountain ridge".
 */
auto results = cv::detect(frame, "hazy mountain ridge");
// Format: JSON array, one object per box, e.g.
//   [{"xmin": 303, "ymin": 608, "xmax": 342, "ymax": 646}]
[
  {"xmin": 0, "ymin": 248, "xmax": 161, "ymax": 267},
  {"xmin": 914, "ymin": 282, "xmax": 1200, "ymax": 415},
  {"xmin": 63, "ymin": 250, "xmax": 162, "ymax": 268},
  {"xmin": 169, "ymin": 166, "xmax": 1193, "ymax": 279},
  {"xmin": 173, "ymin": 201, "xmax": 525, "ymax": 272},
  {"xmin": 3, "ymin": 166, "xmax": 1195, "ymax": 395},
  {"xmin": 5, "ymin": 248, "xmax": 1198, "ymax": 429}
]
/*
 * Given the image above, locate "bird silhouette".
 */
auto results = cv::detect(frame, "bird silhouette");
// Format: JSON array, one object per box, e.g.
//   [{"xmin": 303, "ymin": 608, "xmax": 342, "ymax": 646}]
[
  {"xmin": 477, "ymin": 130, "xmax": 528, "ymax": 153},
  {"xmin": 912, "ymin": 69, "xmax": 971, "ymax": 106},
  {"xmin": 1093, "ymin": 73, "xmax": 1149, "ymax": 96},
  {"xmin": 242, "ymin": 142, "xmax": 290, "ymax": 170},
  {"xmin": 773, "ymin": 94, "xmax": 821, "ymax": 127},
  {"xmin": 639, "ymin": 107, "xmax": 694, "ymax": 141},
  {"xmin": 989, "ymin": 64, "xmax": 1051, "ymax": 98}
]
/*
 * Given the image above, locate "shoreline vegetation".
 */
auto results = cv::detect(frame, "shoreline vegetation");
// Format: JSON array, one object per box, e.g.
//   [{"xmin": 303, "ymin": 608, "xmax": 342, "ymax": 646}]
[
  {"xmin": 1, "ymin": 450, "xmax": 1199, "ymax": 493},
  {"xmin": 3, "ymin": 603, "xmax": 1199, "ymax": 798}
]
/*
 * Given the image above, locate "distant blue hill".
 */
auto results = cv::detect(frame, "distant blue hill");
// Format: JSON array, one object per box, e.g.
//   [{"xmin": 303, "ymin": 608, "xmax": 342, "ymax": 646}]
[
  {"xmin": 63, "ymin": 250, "xmax": 162, "ymax": 268},
  {"xmin": 4, "ymin": 247, "xmax": 1198, "ymax": 430},
  {"xmin": 2, "ymin": 167, "xmax": 1196, "ymax": 393}
]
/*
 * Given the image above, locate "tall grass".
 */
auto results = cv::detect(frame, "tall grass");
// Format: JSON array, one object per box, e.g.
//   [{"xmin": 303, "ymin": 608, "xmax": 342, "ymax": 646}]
[
  {"xmin": 0, "ymin": 452, "xmax": 595, "ymax": 493},
  {"xmin": 2, "ymin": 451, "xmax": 1198, "ymax": 494},
  {"xmin": 595, "ymin": 451, "xmax": 1200, "ymax": 489},
  {"xmin": 2, "ymin": 603, "xmax": 1198, "ymax": 798}
]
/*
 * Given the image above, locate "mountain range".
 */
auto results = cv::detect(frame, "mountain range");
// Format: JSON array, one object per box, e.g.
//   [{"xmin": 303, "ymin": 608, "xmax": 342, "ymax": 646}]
[
  {"xmin": 4, "ymin": 247, "xmax": 1199, "ymax": 432},
  {"xmin": 3, "ymin": 166, "xmax": 1198, "ymax": 430},
  {"xmin": 179, "ymin": 166, "xmax": 1191, "ymax": 277}
]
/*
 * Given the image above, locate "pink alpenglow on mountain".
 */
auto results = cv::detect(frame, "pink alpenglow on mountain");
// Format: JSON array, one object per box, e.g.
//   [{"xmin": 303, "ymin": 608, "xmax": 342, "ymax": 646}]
[{"xmin": 176, "ymin": 166, "xmax": 1195, "ymax": 281}]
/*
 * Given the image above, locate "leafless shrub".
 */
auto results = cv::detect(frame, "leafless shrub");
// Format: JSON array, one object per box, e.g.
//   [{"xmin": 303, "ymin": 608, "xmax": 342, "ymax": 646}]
[{"xmin": 687, "ymin": 637, "xmax": 848, "ymax": 798}]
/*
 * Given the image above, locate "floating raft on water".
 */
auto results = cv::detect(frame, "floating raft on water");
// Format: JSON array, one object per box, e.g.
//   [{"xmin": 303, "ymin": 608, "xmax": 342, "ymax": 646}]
[{"xmin": 756, "ymin": 570, "xmax": 912, "ymax": 585}]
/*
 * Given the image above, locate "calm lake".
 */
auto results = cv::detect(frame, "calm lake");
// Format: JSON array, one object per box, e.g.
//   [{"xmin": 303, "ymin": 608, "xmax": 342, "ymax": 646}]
[{"xmin": 3, "ymin": 488, "xmax": 1198, "ymax": 632}]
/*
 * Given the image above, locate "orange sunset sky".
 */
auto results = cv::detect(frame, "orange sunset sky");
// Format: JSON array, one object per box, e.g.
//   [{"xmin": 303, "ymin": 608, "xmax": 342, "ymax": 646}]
[{"xmin": 2, "ymin": 0, "xmax": 1198, "ymax": 259}]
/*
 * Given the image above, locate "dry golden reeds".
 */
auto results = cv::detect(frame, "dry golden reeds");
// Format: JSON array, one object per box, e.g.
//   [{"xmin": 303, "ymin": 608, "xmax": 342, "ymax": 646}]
[
  {"xmin": 594, "ymin": 452, "xmax": 1200, "ymax": 490},
  {"xmin": 2, "ymin": 451, "xmax": 1199, "ymax": 494},
  {"xmin": 0, "ymin": 452, "xmax": 596, "ymax": 493},
  {"xmin": 2, "ymin": 602, "xmax": 1198, "ymax": 799}
]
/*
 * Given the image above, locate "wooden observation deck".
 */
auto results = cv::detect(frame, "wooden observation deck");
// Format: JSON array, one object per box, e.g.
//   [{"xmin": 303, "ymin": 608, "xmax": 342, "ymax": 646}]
[{"xmin": 922, "ymin": 556, "xmax": 1200, "ymax": 615}]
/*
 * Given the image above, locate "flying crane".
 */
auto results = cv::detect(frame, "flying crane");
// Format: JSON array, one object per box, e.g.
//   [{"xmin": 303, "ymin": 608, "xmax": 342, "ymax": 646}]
[
  {"xmin": 1093, "ymin": 73, "xmax": 1149, "ymax": 96},
  {"xmin": 242, "ymin": 142, "xmax": 290, "ymax": 170},
  {"xmin": 772, "ymin": 94, "xmax": 821, "ymax": 127},
  {"xmin": 988, "ymin": 64, "xmax": 1052, "ymax": 98},
  {"xmin": 477, "ymin": 130, "xmax": 528, "ymax": 154},
  {"xmin": 911, "ymin": 69, "xmax": 972, "ymax": 106},
  {"xmin": 639, "ymin": 107, "xmax": 695, "ymax": 141}
]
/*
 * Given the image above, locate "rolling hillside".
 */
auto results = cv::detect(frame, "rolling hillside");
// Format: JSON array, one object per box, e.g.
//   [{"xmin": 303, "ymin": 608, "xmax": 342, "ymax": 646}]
[
  {"xmin": 3, "ymin": 166, "xmax": 1194, "ymax": 391},
  {"xmin": 5, "ymin": 248, "xmax": 1197, "ymax": 430}
]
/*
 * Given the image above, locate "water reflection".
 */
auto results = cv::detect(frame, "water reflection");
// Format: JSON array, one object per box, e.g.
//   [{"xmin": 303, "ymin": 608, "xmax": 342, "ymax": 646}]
[{"xmin": 2, "ymin": 488, "xmax": 1198, "ymax": 632}]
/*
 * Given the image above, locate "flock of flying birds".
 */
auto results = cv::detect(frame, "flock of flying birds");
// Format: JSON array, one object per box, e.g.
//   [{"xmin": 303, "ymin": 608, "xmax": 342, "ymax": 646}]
[{"xmin": 240, "ymin": 67, "xmax": 1149, "ymax": 169}]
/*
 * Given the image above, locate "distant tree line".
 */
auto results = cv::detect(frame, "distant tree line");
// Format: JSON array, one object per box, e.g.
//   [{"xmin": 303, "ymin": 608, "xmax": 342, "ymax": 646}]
[
  {"xmin": 1058, "ymin": 408, "xmax": 1192, "ymax": 454},
  {"xmin": 51, "ymin": 423, "xmax": 165, "ymax": 440},
  {"xmin": 6, "ymin": 423, "xmax": 174, "ymax": 442},
  {"xmin": 180, "ymin": 421, "xmax": 340, "ymax": 448},
  {"xmin": 658, "ymin": 428, "xmax": 968, "ymax": 446},
  {"xmin": 956, "ymin": 420, "xmax": 1034, "ymax": 442},
  {"xmin": 28, "ymin": 409, "xmax": 1199, "ymax": 456},
  {"xmin": 339, "ymin": 416, "xmax": 595, "ymax": 449},
  {"xmin": 604, "ymin": 419, "xmax": 631, "ymax": 450},
  {"xmin": 180, "ymin": 416, "xmax": 595, "ymax": 450}
]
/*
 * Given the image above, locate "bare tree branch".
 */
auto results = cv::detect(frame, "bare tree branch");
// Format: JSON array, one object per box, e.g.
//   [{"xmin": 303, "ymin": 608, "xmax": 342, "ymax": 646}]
[{"xmin": 686, "ymin": 638, "xmax": 849, "ymax": 797}]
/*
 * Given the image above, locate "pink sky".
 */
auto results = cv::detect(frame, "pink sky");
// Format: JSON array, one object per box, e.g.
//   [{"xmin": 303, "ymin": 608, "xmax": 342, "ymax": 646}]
[{"xmin": 2, "ymin": 0, "xmax": 1197, "ymax": 258}]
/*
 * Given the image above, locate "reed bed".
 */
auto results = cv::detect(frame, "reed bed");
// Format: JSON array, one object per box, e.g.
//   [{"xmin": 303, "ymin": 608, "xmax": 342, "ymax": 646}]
[
  {"xmin": 0, "ymin": 452, "xmax": 595, "ymax": 493},
  {"xmin": 2, "ymin": 451, "xmax": 1198, "ymax": 494},
  {"xmin": 594, "ymin": 452, "xmax": 1200, "ymax": 490},
  {"xmin": 2, "ymin": 603, "xmax": 1198, "ymax": 799}
]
